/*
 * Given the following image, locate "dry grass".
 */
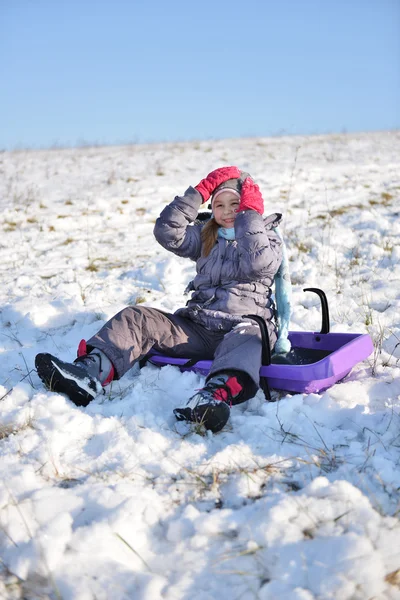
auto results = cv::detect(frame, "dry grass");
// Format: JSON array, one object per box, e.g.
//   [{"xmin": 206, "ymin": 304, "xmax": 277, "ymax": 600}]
[{"xmin": 385, "ymin": 569, "xmax": 400, "ymax": 588}]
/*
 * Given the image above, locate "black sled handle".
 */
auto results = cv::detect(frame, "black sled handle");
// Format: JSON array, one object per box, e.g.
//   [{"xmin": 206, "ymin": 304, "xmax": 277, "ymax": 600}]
[
  {"xmin": 303, "ymin": 288, "xmax": 330, "ymax": 334},
  {"xmin": 243, "ymin": 314, "xmax": 272, "ymax": 401}
]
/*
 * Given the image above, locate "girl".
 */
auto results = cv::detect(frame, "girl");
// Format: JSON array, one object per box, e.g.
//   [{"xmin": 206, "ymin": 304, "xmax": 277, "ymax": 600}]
[{"xmin": 35, "ymin": 166, "xmax": 284, "ymax": 432}]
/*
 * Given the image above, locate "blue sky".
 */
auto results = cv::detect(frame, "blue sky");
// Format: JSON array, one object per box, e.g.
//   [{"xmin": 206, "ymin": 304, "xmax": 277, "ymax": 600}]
[{"xmin": 1, "ymin": 0, "xmax": 399, "ymax": 150}]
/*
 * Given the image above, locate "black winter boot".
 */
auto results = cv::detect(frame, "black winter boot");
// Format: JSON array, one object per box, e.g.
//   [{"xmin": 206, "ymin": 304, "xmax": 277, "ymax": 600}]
[
  {"xmin": 35, "ymin": 348, "xmax": 114, "ymax": 407},
  {"xmin": 174, "ymin": 373, "xmax": 244, "ymax": 433}
]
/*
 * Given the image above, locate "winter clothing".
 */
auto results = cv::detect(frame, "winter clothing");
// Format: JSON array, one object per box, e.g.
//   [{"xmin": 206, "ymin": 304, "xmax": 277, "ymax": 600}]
[
  {"xmin": 154, "ymin": 186, "xmax": 282, "ymax": 337},
  {"xmin": 85, "ymin": 180, "xmax": 282, "ymax": 388},
  {"xmin": 211, "ymin": 187, "xmax": 240, "ymax": 205},
  {"xmin": 237, "ymin": 177, "xmax": 264, "ymax": 215},
  {"xmin": 77, "ymin": 340, "xmax": 115, "ymax": 384},
  {"xmin": 35, "ymin": 343, "xmax": 115, "ymax": 406},
  {"xmin": 36, "ymin": 167, "xmax": 286, "ymax": 432},
  {"xmin": 217, "ymin": 226, "xmax": 235, "ymax": 240},
  {"xmin": 211, "ymin": 172, "xmax": 249, "ymax": 198},
  {"xmin": 174, "ymin": 373, "xmax": 244, "ymax": 432},
  {"xmin": 195, "ymin": 166, "xmax": 241, "ymax": 202},
  {"xmin": 83, "ymin": 306, "xmax": 262, "ymax": 385},
  {"xmin": 87, "ymin": 306, "xmax": 223, "ymax": 378},
  {"xmin": 35, "ymin": 353, "xmax": 103, "ymax": 407},
  {"xmin": 209, "ymin": 173, "xmax": 248, "ymax": 209},
  {"xmin": 273, "ymin": 227, "xmax": 292, "ymax": 354}
]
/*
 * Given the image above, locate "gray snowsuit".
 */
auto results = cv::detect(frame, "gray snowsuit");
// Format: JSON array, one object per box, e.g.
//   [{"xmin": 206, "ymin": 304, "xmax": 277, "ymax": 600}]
[{"xmin": 87, "ymin": 187, "xmax": 283, "ymax": 387}]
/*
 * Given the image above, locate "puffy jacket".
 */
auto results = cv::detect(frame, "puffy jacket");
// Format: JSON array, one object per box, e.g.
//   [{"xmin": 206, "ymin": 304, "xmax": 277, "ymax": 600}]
[{"xmin": 154, "ymin": 186, "xmax": 283, "ymax": 337}]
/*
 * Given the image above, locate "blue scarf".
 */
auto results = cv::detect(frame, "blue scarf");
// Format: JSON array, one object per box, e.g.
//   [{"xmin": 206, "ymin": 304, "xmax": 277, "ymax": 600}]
[
  {"xmin": 218, "ymin": 227, "xmax": 235, "ymax": 240},
  {"xmin": 273, "ymin": 227, "xmax": 292, "ymax": 353}
]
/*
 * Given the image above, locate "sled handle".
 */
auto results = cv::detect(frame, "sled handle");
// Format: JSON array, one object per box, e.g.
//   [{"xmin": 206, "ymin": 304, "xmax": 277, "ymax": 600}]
[
  {"xmin": 243, "ymin": 314, "xmax": 272, "ymax": 366},
  {"xmin": 303, "ymin": 288, "xmax": 330, "ymax": 334},
  {"xmin": 243, "ymin": 314, "xmax": 272, "ymax": 401}
]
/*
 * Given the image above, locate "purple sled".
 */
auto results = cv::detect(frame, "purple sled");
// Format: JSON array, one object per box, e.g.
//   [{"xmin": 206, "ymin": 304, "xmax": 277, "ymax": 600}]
[
  {"xmin": 149, "ymin": 331, "xmax": 373, "ymax": 394},
  {"xmin": 148, "ymin": 288, "xmax": 374, "ymax": 395}
]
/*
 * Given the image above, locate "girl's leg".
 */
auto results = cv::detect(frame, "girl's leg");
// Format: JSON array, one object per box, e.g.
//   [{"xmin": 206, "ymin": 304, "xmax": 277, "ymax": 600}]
[
  {"xmin": 208, "ymin": 322, "xmax": 264, "ymax": 401},
  {"xmin": 36, "ymin": 306, "xmax": 221, "ymax": 407},
  {"xmin": 87, "ymin": 306, "xmax": 222, "ymax": 379},
  {"xmin": 174, "ymin": 322, "xmax": 266, "ymax": 432}
]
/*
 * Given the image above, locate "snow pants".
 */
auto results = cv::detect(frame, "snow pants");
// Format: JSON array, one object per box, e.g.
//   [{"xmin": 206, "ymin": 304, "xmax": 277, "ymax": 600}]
[{"xmin": 87, "ymin": 306, "xmax": 265, "ymax": 388}]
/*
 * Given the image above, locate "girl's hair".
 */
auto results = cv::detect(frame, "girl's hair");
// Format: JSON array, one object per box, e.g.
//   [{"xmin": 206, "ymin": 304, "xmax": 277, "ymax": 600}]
[{"xmin": 201, "ymin": 217, "xmax": 219, "ymax": 257}]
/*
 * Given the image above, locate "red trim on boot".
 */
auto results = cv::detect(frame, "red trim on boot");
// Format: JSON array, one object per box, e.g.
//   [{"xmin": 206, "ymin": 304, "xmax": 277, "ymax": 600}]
[
  {"xmin": 214, "ymin": 376, "xmax": 242, "ymax": 403},
  {"xmin": 102, "ymin": 366, "xmax": 115, "ymax": 387},
  {"xmin": 77, "ymin": 339, "xmax": 87, "ymax": 358},
  {"xmin": 77, "ymin": 339, "xmax": 115, "ymax": 387}
]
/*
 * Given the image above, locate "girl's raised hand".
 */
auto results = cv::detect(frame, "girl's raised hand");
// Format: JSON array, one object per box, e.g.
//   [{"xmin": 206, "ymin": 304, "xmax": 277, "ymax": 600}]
[
  {"xmin": 237, "ymin": 177, "xmax": 264, "ymax": 215},
  {"xmin": 195, "ymin": 166, "xmax": 241, "ymax": 202}
]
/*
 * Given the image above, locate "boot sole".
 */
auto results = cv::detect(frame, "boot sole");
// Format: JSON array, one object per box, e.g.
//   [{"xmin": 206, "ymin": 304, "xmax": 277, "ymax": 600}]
[
  {"xmin": 174, "ymin": 401, "xmax": 230, "ymax": 433},
  {"xmin": 35, "ymin": 353, "xmax": 102, "ymax": 407}
]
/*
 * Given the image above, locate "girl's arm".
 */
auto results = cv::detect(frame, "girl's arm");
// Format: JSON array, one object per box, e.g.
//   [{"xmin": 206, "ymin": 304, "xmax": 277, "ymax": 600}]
[
  {"xmin": 153, "ymin": 187, "xmax": 203, "ymax": 261},
  {"xmin": 154, "ymin": 167, "xmax": 241, "ymax": 261},
  {"xmin": 234, "ymin": 176, "xmax": 283, "ymax": 280},
  {"xmin": 235, "ymin": 211, "xmax": 283, "ymax": 281}
]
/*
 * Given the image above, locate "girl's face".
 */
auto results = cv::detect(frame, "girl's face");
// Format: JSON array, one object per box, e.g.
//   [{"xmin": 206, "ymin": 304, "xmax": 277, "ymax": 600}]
[{"xmin": 212, "ymin": 192, "xmax": 240, "ymax": 228}]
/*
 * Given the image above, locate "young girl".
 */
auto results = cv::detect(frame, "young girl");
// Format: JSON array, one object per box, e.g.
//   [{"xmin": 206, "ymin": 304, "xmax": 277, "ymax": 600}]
[{"xmin": 35, "ymin": 166, "xmax": 284, "ymax": 432}]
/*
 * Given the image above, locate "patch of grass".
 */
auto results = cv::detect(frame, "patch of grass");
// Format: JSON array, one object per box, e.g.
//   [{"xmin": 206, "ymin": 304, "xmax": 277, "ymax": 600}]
[
  {"xmin": 136, "ymin": 207, "xmax": 146, "ymax": 216},
  {"xmin": 385, "ymin": 569, "xmax": 400, "ymax": 588},
  {"xmin": 369, "ymin": 192, "xmax": 394, "ymax": 207},
  {"xmin": 328, "ymin": 204, "xmax": 363, "ymax": 217},
  {"xmin": 0, "ymin": 416, "xmax": 34, "ymax": 440},
  {"xmin": 61, "ymin": 237, "xmax": 74, "ymax": 245},
  {"xmin": 86, "ymin": 257, "xmax": 107, "ymax": 272},
  {"xmin": 349, "ymin": 247, "xmax": 362, "ymax": 267},
  {"xmin": 364, "ymin": 310, "xmax": 373, "ymax": 327},
  {"xmin": 64, "ymin": 199, "xmax": 73, "ymax": 205},
  {"xmin": 86, "ymin": 261, "xmax": 99, "ymax": 272},
  {"xmin": 367, "ymin": 321, "xmax": 388, "ymax": 375},
  {"xmin": 0, "ymin": 424, "xmax": 16, "ymax": 440},
  {"xmin": 4, "ymin": 220, "xmax": 18, "ymax": 231},
  {"xmin": 383, "ymin": 239, "xmax": 394, "ymax": 253},
  {"xmin": 26, "ymin": 217, "xmax": 37, "ymax": 223},
  {"xmin": 57, "ymin": 214, "xmax": 68, "ymax": 219},
  {"xmin": 121, "ymin": 199, "xmax": 129, "ymax": 204},
  {"xmin": 381, "ymin": 192, "xmax": 393, "ymax": 202},
  {"xmin": 294, "ymin": 241, "xmax": 312, "ymax": 254}
]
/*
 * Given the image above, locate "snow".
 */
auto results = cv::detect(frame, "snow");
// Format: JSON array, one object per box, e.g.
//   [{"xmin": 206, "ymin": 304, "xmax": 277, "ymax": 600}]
[{"xmin": 0, "ymin": 131, "xmax": 400, "ymax": 599}]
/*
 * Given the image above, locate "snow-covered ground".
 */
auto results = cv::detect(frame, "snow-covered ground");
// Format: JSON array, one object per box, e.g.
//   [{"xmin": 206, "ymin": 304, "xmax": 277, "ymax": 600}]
[{"xmin": 0, "ymin": 131, "xmax": 399, "ymax": 599}]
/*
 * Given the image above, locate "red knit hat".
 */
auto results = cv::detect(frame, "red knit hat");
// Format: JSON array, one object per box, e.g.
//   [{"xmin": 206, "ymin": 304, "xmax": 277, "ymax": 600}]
[
  {"xmin": 209, "ymin": 172, "xmax": 249, "ymax": 208},
  {"xmin": 211, "ymin": 188, "xmax": 241, "ymax": 204}
]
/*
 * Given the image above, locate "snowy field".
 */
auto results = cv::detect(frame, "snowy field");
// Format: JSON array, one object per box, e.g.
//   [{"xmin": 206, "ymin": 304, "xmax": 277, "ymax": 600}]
[{"xmin": 0, "ymin": 131, "xmax": 399, "ymax": 599}]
